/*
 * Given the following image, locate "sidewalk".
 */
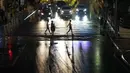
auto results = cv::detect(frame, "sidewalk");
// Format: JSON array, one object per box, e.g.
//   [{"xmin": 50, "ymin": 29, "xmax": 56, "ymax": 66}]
[
  {"xmin": 119, "ymin": 26, "xmax": 130, "ymax": 38},
  {"xmin": 115, "ymin": 39, "xmax": 130, "ymax": 51},
  {"xmin": 0, "ymin": 36, "xmax": 26, "ymax": 68},
  {"xmin": 113, "ymin": 38, "xmax": 130, "ymax": 71},
  {"xmin": 0, "ymin": 10, "xmax": 28, "ymax": 68}
]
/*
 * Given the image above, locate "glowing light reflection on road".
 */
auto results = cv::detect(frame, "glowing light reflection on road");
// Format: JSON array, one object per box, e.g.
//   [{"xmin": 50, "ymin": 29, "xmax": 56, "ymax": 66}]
[
  {"xmin": 74, "ymin": 15, "xmax": 91, "ymax": 24},
  {"xmin": 75, "ymin": 15, "xmax": 79, "ymax": 21},
  {"xmin": 94, "ymin": 39, "xmax": 102, "ymax": 73},
  {"xmin": 53, "ymin": 13, "xmax": 66, "ymax": 27},
  {"xmin": 36, "ymin": 40, "xmax": 92, "ymax": 72},
  {"xmin": 36, "ymin": 41, "xmax": 50, "ymax": 73},
  {"xmin": 37, "ymin": 20, "xmax": 46, "ymax": 28},
  {"xmin": 80, "ymin": 41, "xmax": 92, "ymax": 52}
]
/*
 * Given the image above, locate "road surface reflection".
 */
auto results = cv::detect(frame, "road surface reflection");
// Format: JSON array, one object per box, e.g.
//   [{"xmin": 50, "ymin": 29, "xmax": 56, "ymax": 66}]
[{"xmin": 36, "ymin": 38, "xmax": 102, "ymax": 73}]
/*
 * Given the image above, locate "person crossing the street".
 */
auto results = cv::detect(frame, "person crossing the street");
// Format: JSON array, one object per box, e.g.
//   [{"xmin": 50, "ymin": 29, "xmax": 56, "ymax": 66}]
[
  {"xmin": 50, "ymin": 21, "xmax": 55, "ymax": 35},
  {"xmin": 45, "ymin": 20, "xmax": 50, "ymax": 34},
  {"xmin": 67, "ymin": 20, "xmax": 73, "ymax": 35}
]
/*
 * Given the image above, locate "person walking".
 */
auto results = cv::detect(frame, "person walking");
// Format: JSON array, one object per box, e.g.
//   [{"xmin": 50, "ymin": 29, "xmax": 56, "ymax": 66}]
[
  {"xmin": 66, "ymin": 20, "xmax": 73, "ymax": 34},
  {"xmin": 50, "ymin": 21, "xmax": 55, "ymax": 35},
  {"xmin": 45, "ymin": 20, "xmax": 50, "ymax": 34}
]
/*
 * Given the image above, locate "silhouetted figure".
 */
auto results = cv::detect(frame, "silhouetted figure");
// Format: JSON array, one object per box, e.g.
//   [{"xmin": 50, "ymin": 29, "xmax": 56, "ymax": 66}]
[
  {"xmin": 67, "ymin": 20, "xmax": 73, "ymax": 34},
  {"xmin": 50, "ymin": 21, "xmax": 55, "ymax": 35},
  {"xmin": 45, "ymin": 20, "xmax": 50, "ymax": 34}
]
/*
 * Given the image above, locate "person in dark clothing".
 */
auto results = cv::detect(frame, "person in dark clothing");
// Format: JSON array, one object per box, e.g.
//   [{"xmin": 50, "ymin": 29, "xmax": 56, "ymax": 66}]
[
  {"xmin": 45, "ymin": 20, "xmax": 50, "ymax": 34},
  {"xmin": 67, "ymin": 20, "xmax": 73, "ymax": 34},
  {"xmin": 50, "ymin": 21, "xmax": 55, "ymax": 35}
]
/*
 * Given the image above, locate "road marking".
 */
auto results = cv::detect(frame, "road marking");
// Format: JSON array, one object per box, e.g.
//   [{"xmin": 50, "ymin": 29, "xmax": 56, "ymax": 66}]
[{"xmin": 24, "ymin": 10, "xmax": 36, "ymax": 20}]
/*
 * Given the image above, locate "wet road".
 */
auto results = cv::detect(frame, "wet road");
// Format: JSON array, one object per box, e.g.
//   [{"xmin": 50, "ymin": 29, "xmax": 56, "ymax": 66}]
[
  {"xmin": 0, "ymin": 13, "xmax": 129, "ymax": 73},
  {"xmin": 12, "ymin": 36, "xmax": 129, "ymax": 73},
  {"xmin": 14, "ymin": 13, "xmax": 98, "ymax": 37}
]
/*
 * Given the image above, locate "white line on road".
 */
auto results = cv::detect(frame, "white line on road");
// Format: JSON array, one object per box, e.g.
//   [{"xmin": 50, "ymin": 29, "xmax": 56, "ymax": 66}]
[{"xmin": 24, "ymin": 10, "xmax": 37, "ymax": 20}]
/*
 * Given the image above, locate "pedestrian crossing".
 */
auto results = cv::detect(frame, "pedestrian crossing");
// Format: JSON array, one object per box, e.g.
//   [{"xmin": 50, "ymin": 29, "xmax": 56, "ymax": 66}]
[
  {"xmin": 11, "ymin": 35, "xmax": 100, "ymax": 41},
  {"xmin": 29, "ymin": 18, "xmax": 100, "ymax": 36},
  {"xmin": 12, "ymin": 14, "xmax": 100, "ymax": 39}
]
